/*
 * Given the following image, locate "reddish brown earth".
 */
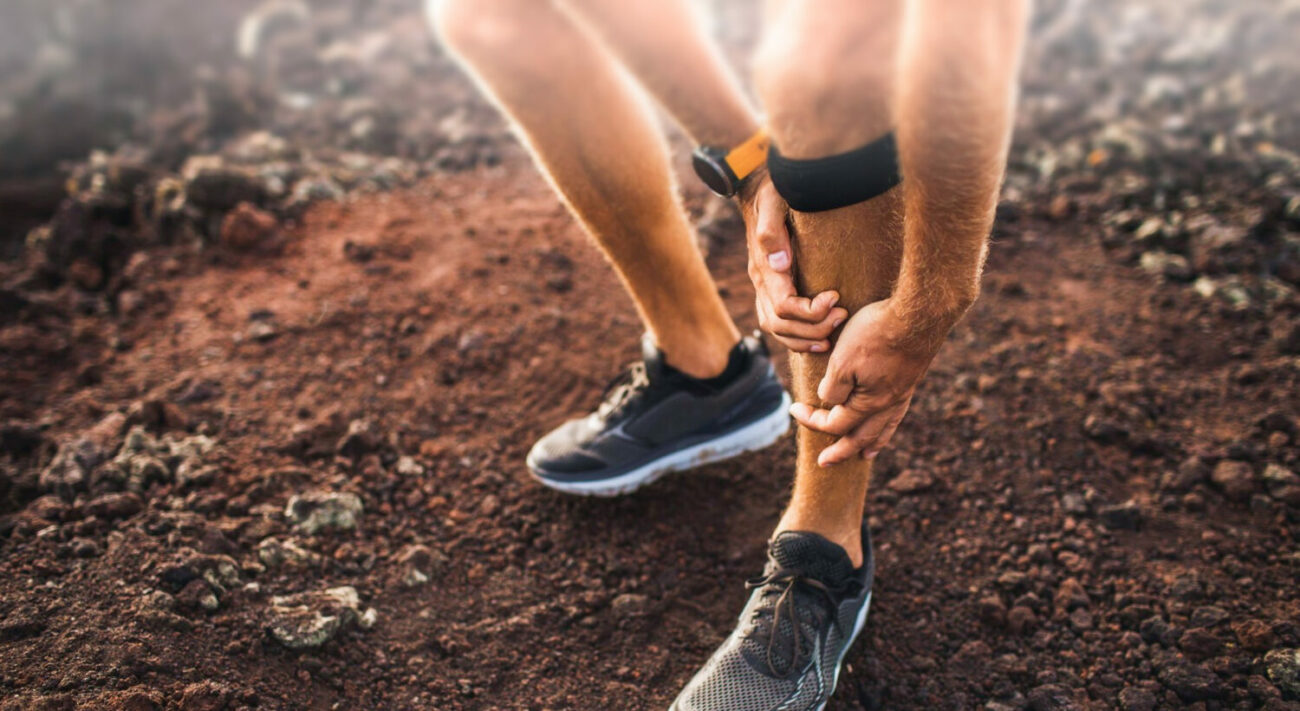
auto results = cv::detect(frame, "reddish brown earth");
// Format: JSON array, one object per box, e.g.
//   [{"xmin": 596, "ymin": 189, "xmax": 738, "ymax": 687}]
[
  {"xmin": 2, "ymin": 0, "xmax": 1300, "ymax": 709},
  {"xmin": 2, "ymin": 152, "xmax": 1298, "ymax": 710}
]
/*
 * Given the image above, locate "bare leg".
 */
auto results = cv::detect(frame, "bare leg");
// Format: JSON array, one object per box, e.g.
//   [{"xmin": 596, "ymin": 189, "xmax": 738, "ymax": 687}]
[
  {"xmin": 428, "ymin": 0, "xmax": 740, "ymax": 378},
  {"xmin": 754, "ymin": 0, "xmax": 908, "ymax": 566}
]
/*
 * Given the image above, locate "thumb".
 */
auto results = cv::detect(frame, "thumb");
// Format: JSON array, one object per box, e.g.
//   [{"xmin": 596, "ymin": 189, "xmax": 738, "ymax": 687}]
[{"xmin": 817, "ymin": 362, "xmax": 854, "ymax": 406}]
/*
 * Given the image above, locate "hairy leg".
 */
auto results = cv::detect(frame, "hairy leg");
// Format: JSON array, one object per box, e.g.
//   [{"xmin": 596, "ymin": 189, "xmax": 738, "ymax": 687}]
[
  {"xmin": 754, "ymin": 0, "xmax": 907, "ymax": 566},
  {"xmin": 428, "ymin": 0, "xmax": 740, "ymax": 378}
]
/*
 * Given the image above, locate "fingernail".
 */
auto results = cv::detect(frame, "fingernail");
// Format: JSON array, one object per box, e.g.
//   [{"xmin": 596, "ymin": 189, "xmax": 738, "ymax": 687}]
[
  {"xmin": 767, "ymin": 251, "xmax": 790, "ymax": 270},
  {"xmin": 827, "ymin": 292, "xmax": 840, "ymax": 307},
  {"xmin": 832, "ymin": 319, "xmax": 844, "ymax": 328},
  {"xmin": 864, "ymin": 450, "xmax": 879, "ymax": 460},
  {"xmin": 810, "ymin": 343, "xmax": 826, "ymax": 353}
]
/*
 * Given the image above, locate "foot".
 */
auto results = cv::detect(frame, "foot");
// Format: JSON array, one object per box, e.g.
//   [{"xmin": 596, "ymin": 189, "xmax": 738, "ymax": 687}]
[
  {"xmin": 526, "ymin": 333, "xmax": 790, "ymax": 496},
  {"xmin": 670, "ymin": 522, "xmax": 875, "ymax": 711}
]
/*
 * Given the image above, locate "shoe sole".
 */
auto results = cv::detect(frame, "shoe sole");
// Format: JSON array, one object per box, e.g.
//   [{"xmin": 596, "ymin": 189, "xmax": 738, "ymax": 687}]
[
  {"xmin": 667, "ymin": 590, "xmax": 872, "ymax": 711},
  {"xmin": 530, "ymin": 391, "xmax": 792, "ymax": 497}
]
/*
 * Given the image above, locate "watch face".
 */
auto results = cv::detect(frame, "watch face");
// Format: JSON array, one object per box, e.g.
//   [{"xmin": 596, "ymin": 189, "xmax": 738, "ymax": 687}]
[{"xmin": 692, "ymin": 149, "xmax": 736, "ymax": 197}]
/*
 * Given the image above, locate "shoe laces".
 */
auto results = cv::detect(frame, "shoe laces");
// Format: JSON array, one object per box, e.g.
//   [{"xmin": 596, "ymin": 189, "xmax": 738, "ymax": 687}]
[
  {"xmin": 596, "ymin": 362, "xmax": 651, "ymax": 419},
  {"xmin": 744, "ymin": 567, "xmax": 861, "ymax": 678}
]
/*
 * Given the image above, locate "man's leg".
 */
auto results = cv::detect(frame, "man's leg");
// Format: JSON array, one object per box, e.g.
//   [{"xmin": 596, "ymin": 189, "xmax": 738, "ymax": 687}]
[
  {"xmin": 429, "ymin": 0, "xmax": 739, "ymax": 378},
  {"xmin": 429, "ymin": 0, "xmax": 792, "ymax": 497},
  {"xmin": 755, "ymin": 0, "xmax": 908, "ymax": 568}
]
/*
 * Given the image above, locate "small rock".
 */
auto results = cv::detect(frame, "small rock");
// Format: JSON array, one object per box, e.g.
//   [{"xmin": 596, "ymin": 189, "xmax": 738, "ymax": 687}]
[
  {"xmin": 176, "ymin": 579, "xmax": 220, "ymax": 612},
  {"xmin": 1026, "ymin": 683, "xmax": 1079, "ymax": 710},
  {"xmin": 1179, "ymin": 627, "xmax": 1223, "ymax": 660},
  {"xmin": 247, "ymin": 321, "xmax": 278, "ymax": 343},
  {"xmin": 1190, "ymin": 606, "xmax": 1230, "ymax": 628},
  {"xmin": 397, "ymin": 544, "xmax": 445, "ymax": 588},
  {"xmin": 1211, "ymin": 460, "xmax": 1256, "ymax": 500},
  {"xmin": 284, "ymin": 491, "xmax": 363, "ymax": 534},
  {"xmin": 1234, "ymin": 619, "xmax": 1277, "ymax": 652},
  {"xmin": 1098, "ymin": 500, "xmax": 1142, "ymax": 530},
  {"xmin": 1061, "ymin": 492, "xmax": 1089, "ymax": 515},
  {"xmin": 84, "ymin": 492, "xmax": 143, "ymax": 519},
  {"xmin": 394, "ymin": 456, "xmax": 423, "ymax": 476},
  {"xmin": 1262, "ymin": 464, "xmax": 1299, "ymax": 489},
  {"xmin": 1118, "ymin": 687, "xmax": 1157, "ymax": 711},
  {"xmin": 610, "ymin": 594, "xmax": 650, "ymax": 619},
  {"xmin": 976, "ymin": 595, "xmax": 1007, "ymax": 627},
  {"xmin": 1158, "ymin": 662, "xmax": 1223, "ymax": 701},
  {"xmin": 265, "ymin": 586, "xmax": 375, "ymax": 650},
  {"xmin": 1139, "ymin": 251, "xmax": 1193, "ymax": 281},
  {"xmin": 1084, "ymin": 414, "xmax": 1127, "ymax": 443},
  {"xmin": 256, "ymin": 537, "xmax": 321, "ymax": 569},
  {"xmin": 220, "ymin": 202, "xmax": 282, "ymax": 253},
  {"xmin": 335, "ymin": 419, "xmax": 378, "ymax": 458},
  {"xmin": 1055, "ymin": 577, "xmax": 1090, "ymax": 612},
  {"xmin": 1007, "ymin": 605, "xmax": 1037, "ymax": 634},
  {"xmin": 185, "ymin": 165, "xmax": 266, "ymax": 212},
  {"xmin": 25, "ymin": 495, "xmax": 69, "ymax": 523},
  {"xmin": 1264, "ymin": 648, "xmax": 1300, "ymax": 699},
  {"xmin": 69, "ymin": 538, "xmax": 102, "ymax": 558},
  {"xmin": 1164, "ymin": 457, "xmax": 1211, "ymax": 492},
  {"xmin": 887, "ymin": 469, "xmax": 934, "ymax": 494}
]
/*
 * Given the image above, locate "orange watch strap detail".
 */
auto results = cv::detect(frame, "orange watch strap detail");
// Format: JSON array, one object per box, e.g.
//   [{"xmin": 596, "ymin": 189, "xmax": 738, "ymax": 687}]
[{"xmin": 724, "ymin": 129, "xmax": 770, "ymax": 182}]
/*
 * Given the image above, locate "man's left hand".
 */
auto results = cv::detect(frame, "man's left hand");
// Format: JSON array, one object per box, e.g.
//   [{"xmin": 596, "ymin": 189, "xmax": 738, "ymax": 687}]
[{"xmin": 788, "ymin": 298, "xmax": 943, "ymax": 467}]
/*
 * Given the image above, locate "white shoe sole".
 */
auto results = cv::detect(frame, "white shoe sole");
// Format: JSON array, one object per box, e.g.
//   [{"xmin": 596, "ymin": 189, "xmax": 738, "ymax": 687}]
[{"xmin": 530, "ymin": 392, "xmax": 792, "ymax": 497}]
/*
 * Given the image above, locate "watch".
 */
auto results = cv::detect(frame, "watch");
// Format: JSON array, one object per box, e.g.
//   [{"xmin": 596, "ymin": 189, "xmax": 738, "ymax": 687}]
[{"xmin": 691, "ymin": 128, "xmax": 770, "ymax": 198}]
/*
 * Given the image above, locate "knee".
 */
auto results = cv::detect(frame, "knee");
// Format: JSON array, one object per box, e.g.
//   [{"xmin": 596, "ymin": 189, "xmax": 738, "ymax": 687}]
[
  {"xmin": 753, "ymin": 14, "xmax": 898, "ymax": 151},
  {"xmin": 426, "ymin": 0, "xmax": 528, "ymax": 61}
]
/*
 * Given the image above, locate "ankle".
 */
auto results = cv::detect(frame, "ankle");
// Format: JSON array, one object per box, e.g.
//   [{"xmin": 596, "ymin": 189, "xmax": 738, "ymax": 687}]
[
  {"xmin": 658, "ymin": 330, "xmax": 741, "ymax": 380},
  {"xmin": 774, "ymin": 516, "xmax": 864, "ymax": 568}
]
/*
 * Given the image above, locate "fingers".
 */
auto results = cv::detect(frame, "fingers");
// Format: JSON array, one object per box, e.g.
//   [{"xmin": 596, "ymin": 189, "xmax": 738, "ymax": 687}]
[
  {"xmin": 817, "ymin": 403, "xmax": 909, "ymax": 467},
  {"xmin": 757, "ymin": 300, "xmax": 832, "ymax": 353},
  {"xmin": 774, "ymin": 291, "xmax": 843, "ymax": 323},
  {"xmin": 788, "ymin": 402, "xmax": 866, "ymax": 436}
]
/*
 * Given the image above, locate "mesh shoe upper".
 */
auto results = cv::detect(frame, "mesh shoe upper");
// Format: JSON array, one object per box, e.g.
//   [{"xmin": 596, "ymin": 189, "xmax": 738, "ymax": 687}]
[
  {"xmin": 671, "ymin": 523, "xmax": 875, "ymax": 711},
  {"xmin": 526, "ymin": 333, "xmax": 785, "ymax": 483}
]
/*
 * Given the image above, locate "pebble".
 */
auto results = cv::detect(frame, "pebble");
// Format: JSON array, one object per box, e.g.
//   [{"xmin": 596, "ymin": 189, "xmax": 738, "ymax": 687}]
[
  {"xmin": 887, "ymin": 469, "xmax": 934, "ymax": 494},
  {"xmin": 284, "ymin": 491, "xmax": 363, "ymax": 534},
  {"xmin": 1158, "ymin": 661, "xmax": 1223, "ymax": 701},
  {"xmin": 1026, "ymin": 683, "xmax": 1079, "ymax": 710},
  {"xmin": 265, "ymin": 586, "xmax": 376, "ymax": 650},
  {"xmin": 84, "ymin": 492, "xmax": 143, "ymax": 519},
  {"xmin": 1118, "ymin": 687, "xmax": 1157, "ymax": 711},
  {"xmin": 1211, "ymin": 460, "xmax": 1256, "ymax": 500},
  {"xmin": 1263, "ymin": 648, "xmax": 1300, "ymax": 698},
  {"xmin": 610, "ymin": 594, "xmax": 650, "ymax": 620},
  {"xmin": 1098, "ymin": 500, "xmax": 1142, "ymax": 530},
  {"xmin": 1234, "ymin": 619, "xmax": 1277, "ymax": 652}
]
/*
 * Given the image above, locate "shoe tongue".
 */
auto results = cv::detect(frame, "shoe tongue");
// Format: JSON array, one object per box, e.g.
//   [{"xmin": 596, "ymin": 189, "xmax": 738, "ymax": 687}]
[{"xmin": 769, "ymin": 531, "xmax": 855, "ymax": 586}]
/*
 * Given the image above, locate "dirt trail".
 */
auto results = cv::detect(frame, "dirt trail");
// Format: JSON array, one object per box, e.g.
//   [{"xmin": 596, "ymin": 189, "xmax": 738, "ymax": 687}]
[{"xmin": 1, "ymin": 152, "xmax": 1297, "ymax": 710}]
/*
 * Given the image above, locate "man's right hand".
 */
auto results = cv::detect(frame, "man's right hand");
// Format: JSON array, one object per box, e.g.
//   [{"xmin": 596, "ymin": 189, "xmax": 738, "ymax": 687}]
[{"xmin": 740, "ymin": 174, "xmax": 847, "ymax": 353}]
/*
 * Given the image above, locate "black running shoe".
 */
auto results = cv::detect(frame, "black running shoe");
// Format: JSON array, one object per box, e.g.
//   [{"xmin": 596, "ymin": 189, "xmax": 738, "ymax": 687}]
[
  {"xmin": 526, "ymin": 333, "xmax": 790, "ymax": 496},
  {"xmin": 670, "ymin": 523, "xmax": 875, "ymax": 711}
]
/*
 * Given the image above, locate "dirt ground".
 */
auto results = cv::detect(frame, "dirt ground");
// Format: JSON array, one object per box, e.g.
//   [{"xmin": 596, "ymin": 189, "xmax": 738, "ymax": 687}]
[{"xmin": 2, "ymin": 1, "xmax": 1299, "ymax": 710}]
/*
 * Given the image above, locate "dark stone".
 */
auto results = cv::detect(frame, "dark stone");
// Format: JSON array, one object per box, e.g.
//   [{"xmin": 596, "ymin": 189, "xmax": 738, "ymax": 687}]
[
  {"xmin": 1158, "ymin": 662, "xmax": 1224, "ymax": 701},
  {"xmin": 1098, "ymin": 500, "xmax": 1142, "ymax": 530}
]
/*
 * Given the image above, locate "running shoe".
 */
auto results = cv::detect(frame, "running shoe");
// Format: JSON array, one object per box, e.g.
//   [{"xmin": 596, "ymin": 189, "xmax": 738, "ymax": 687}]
[
  {"xmin": 526, "ymin": 333, "xmax": 790, "ymax": 496},
  {"xmin": 670, "ymin": 522, "xmax": 875, "ymax": 711}
]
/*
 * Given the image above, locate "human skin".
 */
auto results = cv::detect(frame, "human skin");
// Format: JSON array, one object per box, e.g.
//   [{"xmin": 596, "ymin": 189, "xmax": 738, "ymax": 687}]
[
  {"xmin": 428, "ymin": 0, "xmax": 842, "ymax": 378},
  {"xmin": 429, "ymin": 0, "xmax": 1029, "ymax": 567},
  {"xmin": 753, "ymin": 0, "xmax": 1030, "ymax": 563}
]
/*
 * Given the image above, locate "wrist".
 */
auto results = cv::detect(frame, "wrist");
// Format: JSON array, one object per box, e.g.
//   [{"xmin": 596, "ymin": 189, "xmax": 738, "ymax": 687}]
[{"xmin": 884, "ymin": 289, "xmax": 975, "ymax": 354}]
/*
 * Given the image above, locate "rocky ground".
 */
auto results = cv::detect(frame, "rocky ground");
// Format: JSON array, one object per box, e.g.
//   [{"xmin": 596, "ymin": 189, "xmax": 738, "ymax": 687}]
[{"xmin": 1, "ymin": 0, "xmax": 1299, "ymax": 709}]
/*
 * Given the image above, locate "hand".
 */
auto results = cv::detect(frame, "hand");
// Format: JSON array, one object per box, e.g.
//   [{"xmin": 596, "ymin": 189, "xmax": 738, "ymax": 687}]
[
  {"xmin": 788, "ymin": 298, "xmax": 942, "ymax": 466},
  {"xmin": 739, "ymin": 174, "xmax": 847, "ymax": 353}
]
